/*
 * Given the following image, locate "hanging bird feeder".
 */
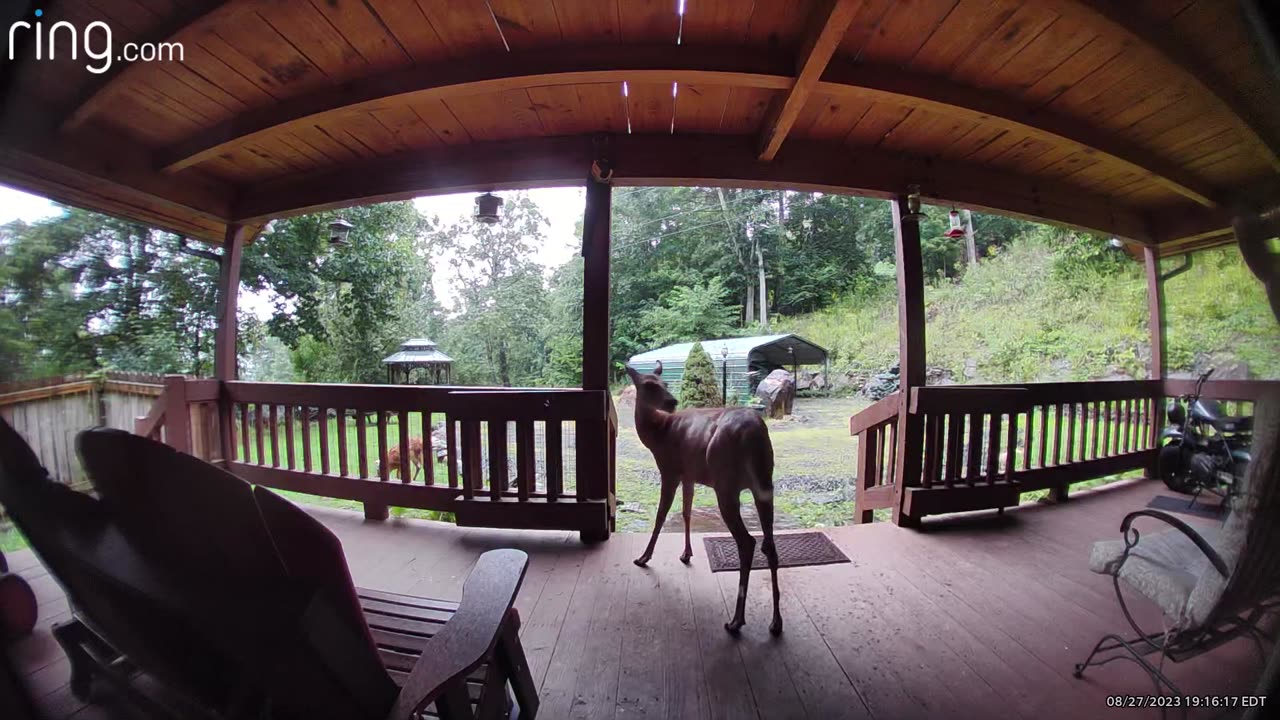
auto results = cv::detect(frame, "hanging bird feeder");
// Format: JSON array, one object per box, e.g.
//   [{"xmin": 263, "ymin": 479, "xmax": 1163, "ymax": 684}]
[
  {"xmin": 901, "ymin": 184, "xmax": 926, "ymax": 222},
  {"xmin": 943, "ymin": 209, "xmax": 967, "ymax": 238},
  {"xmin": 328, "ymin": 217, "xmax": 353, "ymax": 248},
  {"xmin": 474, "ymin": 192, "xmax": 502, "ymax": 224}
]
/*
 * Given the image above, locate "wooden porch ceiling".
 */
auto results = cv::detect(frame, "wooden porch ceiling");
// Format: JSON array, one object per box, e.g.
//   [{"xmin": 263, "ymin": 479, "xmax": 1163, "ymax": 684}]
[{"xmin": 1, "ymin": 1, "xmax": 1278, "ymax": 254}]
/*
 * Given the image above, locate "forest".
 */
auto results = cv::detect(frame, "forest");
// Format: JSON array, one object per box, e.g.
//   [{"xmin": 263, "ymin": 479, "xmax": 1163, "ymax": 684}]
[{"xmin": 1, "ymin": 187, "xmax": 1274, "ymax": 388}]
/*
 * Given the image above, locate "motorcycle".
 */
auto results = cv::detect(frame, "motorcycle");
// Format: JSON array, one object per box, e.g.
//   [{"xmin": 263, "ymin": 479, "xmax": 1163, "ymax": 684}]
[{"xmin": 1157, "ymin": 369, "xmax": 1253, "ymax": 501}]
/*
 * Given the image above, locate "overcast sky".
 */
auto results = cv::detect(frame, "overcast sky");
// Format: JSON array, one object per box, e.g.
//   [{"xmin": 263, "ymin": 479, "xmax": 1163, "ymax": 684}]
[{"xmin": 0, "ymin": 183, "xmax": 586, "ymax": 316}]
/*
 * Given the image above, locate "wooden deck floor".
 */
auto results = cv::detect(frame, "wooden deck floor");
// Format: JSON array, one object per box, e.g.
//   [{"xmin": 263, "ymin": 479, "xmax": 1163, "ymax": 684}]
[{"xmin": 6, "ymin": 478, "xmax": 1269, "ymax": 719}]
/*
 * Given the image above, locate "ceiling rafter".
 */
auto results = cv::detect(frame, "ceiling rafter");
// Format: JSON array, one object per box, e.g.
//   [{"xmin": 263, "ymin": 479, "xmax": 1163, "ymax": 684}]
[
  {"xmin": 60, "ymin": 1, "xmax": 235, "ymax": 132},
  {"xmin": 230, "ymin": 133, "xmax": 1191, "ymax": 246},
  {"xmin": 756, "ymin": 0, "xmax": 860, "ymax": 162}
]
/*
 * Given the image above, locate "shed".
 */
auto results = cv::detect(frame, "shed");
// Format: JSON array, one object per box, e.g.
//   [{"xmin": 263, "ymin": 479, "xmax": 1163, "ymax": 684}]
[
  {"xmin": 382, "ymin": 339, "xmax": 453, "ymax": 385},
  {"xmin": 629, "ymin": 334, "xmax": 827, "ymax": 403}
]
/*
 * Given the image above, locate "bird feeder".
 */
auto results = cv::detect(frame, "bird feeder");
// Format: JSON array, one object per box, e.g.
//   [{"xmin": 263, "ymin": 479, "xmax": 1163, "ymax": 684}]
[
  {"xmin": 475, "ymin": 193, "xmax": 502, "ymax": 224},
  {"xmin": 328, "ymin": 218, "xmax": 353, "ymax": 248},
  {"xmin": 943, "ymin": 209, "xmax": 966, "ymax": 238},
  {"xmin": 901, "ymin": 184, "xmax": 926, "ymax": 222}
]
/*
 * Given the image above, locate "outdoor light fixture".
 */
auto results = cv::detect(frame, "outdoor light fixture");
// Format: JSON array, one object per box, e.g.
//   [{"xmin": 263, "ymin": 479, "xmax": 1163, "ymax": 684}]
[
  {"xmin": 328, "ymin": 218, "xmax": 353, "ymax": 248},
  {"xmin": 943, "ymin": 208, "xmax": 967, "ymax": 238},
  {"xmin": 901, "ymin": 184, "xmax": 926, "ymax": 222},
  {"xmin": 475, "ymin": 192, "xmax": 502, "ymax": 224}
]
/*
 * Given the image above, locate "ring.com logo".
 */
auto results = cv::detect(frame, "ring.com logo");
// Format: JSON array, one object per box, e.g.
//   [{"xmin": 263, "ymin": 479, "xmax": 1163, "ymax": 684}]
[{"xmin": 8, "ymin": 8, "xmax": 184, "ymax": 75}]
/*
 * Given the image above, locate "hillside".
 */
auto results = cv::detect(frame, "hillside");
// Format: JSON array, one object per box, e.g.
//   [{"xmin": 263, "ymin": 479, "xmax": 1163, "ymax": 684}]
[{"xmin": 776, "ymin": 238, "xmax": 1278, "ymax": 387}]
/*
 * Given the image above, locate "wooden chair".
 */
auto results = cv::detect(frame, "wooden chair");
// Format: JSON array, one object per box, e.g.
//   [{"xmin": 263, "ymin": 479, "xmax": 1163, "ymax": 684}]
[
  {"xmin": 1074, "ymin": 389, "xmax": 1280, "ymax": 696},
  {"xmin": 0, "ymin": 418, "xmax": 538, "ymax": 719}
]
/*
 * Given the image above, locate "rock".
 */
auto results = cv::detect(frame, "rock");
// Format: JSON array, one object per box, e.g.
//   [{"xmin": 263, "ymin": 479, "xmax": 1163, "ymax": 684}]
[
  {"xmin": 754, "ymin": 369, "xmax": 796, "ymax": 419},
  {"xmin": 861, "ymin": 363, "xmax": 900, "ymax": 400},
  {"xmin": 796, "ymin": 370, "xmax": 828, "ymax": 392}
]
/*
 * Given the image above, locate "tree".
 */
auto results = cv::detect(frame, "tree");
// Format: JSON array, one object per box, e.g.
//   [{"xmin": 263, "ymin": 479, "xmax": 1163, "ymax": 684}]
[
  {"xmin": 680, "ymin": 342, "xmax": 722, "ymax": 408},
  {"xmin": 641, "ymin": 278, "xmax": 739, "ymax": 348},
  {"xmin": 432, "ymin": 193, "xmax": 550, "ymax": 387}
]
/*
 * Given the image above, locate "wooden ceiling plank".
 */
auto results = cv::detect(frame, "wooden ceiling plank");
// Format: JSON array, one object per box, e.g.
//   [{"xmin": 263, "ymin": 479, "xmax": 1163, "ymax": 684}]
[
  {"xmin": 671, "ymin": 84, "xmax": 733, "ymax": 135},
  {"xmin": 949, "ymin": 3, "xmax": 1060, "ymax": 86},
  {"xmin": 62, "ymin": 1, "xmax": 227, "ymax": 131},
  {"xmin": 551, "ymin": 0, "xmax": 621, "ymax": 44},
  {"xmin": 1043, "ymin": 0, "xmax": 1280, "ymax": 171},
  {"xmin": 363, "ymin": 0, "xmax": 450, "ymax": 65},
  {"xmin": 908, "ymin": 0, "xmax": 1020, "ymax": 75},
  {"xmin": 679, "ymin": 0, "xmax": 755, "ymax": 46},
  {"xmin": 414, "ymin": 0, "xmax": 507, "ymax": 56},
  {"xmin": 818, "ymin": 61, "xmax": 1222, "ymax": 207},
  {"xmin": 615, "ymin": 0, "xmax": 681, "ymax": 44},
  {"xmin": 485, "ymin": 0, "xmax": 564, "ymax": 50},
  {"xmin": 757, "ymin": 0, "xmax": 861, "ymax": 161},
  {"xmin": 306, "ymin": 0, "xmax": 415, "ymax": 72},
  {"xmin": 526, "ymin": 85, "xmax": 588, "ymax": 135},
  {"xmin": 854, "ymin": 0, "xmax": 960, "ymax": 67}
]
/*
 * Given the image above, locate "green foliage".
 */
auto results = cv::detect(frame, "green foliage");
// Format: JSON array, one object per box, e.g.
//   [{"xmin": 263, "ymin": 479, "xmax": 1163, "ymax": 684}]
[
  {"xmin": 679, "ymin": 342, "xmax": 722, "ymax": 408},
  {"xmin": 640, "ymin": 278, "xmax": 739, "ymax": 348}
]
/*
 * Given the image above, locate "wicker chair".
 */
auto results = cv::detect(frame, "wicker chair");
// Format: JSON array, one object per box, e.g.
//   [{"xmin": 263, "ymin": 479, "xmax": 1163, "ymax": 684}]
[{"xmin": 1074, "ymin": 388, "xmax": 1280, "ymax": 696}]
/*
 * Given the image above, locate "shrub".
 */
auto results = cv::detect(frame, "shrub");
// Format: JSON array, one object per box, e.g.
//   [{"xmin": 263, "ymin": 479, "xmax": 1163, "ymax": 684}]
[{"xmin": 680, "ymin": 342, "xmax": 723, "ymax": 408}]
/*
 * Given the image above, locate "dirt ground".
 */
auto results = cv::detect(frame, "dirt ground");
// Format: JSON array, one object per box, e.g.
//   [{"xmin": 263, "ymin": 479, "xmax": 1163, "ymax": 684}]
[{"xmin": 613, "ymin": 395, "xmax": 870, "ymax": 534}]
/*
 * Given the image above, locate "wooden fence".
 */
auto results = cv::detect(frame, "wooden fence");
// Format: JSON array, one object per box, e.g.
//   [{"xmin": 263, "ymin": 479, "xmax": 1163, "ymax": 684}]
[{"xmin": 851, "ymin": 378, "xmax": 1276, "ymax": 523}]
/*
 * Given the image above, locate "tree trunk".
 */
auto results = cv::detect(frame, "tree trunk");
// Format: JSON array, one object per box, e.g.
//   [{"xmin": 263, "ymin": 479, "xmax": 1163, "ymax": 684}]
[
  {"xmin": 745, "ymin": 283, "xmax": 754, "ymax": 325},
  {"xmin": 498, "ymin": 343, "xmax": 511, "ymax": 387},
  {"xmin": 963, "ymin": 209, "xmax": 978, "ymax": 269},
  {"xmin": 757, "ymin": 243, "xmax": 768, "ymax": 331}
]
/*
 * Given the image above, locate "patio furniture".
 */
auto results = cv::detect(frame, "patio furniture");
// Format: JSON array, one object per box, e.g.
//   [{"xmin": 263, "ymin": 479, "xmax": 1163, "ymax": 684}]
[
  {"xmin": 1074, "ymin": 389, "xmax": 1280, "ymax": 695},
  {"xmin": 0, "ymin": 417, "xmax": 538, "ymax": 719}
]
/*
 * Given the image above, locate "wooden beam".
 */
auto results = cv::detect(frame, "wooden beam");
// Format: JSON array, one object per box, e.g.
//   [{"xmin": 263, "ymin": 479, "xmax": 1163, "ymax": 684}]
[
  {"xmin": 891, "ymin": 194, "xmax": 926, "ymax": 527},
  {"xmin": 581, "ymin": 177, "xmax": 612, "ymax": 392},
  {"xmin": 157, "ymin": 45, "xmax": 795, "ymax": 173},
  {"xmin": 213, "ymin": 223, "xmax": 252, "ymax": 382},
  {"xmin": 757, "ymin": 0, "xmax": 860, "ymax": 161},
  {"xmin": 817, "ymin": 62, "xmax": 1223, "ymax": 208},
  {"xmin": 1047, "ymin": 0, "xmax": 1280, "ymax": 172},
  {"xmin": 60, "ymin": 1, "xmax": 238, "ymax": 132},
  {"xmin": 232, "ymin": 134, "xmax": 1162, "ymax": 243},
  {"xmin": 1144, "ymin": 246, "xmax": 1165, "ymax": 381}
]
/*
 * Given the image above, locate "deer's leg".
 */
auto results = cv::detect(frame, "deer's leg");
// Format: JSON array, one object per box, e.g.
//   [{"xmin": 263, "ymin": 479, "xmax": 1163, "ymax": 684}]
[
  {"xmin": 755, "ymin": 495, "xmax": 783, "ymax": 636},
  {"xmin": 635, "ymin": 475, "xmax": 678, "ymax": 567},
  {"xmin": 717, "ymin": 489, "xmax": 755, "ymax": 634},
  {"xmin": 679, "ymin": 478, "xmax": 695, "ymax": 564}
]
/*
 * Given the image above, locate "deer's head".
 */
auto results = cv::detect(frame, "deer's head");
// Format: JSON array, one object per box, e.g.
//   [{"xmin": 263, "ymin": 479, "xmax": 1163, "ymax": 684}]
[{"xmin": 625, "ymin": 362, "xmax": 678, "ymax": 413}]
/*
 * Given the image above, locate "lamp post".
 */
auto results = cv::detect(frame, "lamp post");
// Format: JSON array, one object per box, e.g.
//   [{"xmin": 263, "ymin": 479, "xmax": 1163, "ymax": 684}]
[{"xmin": 720, "ymin": 345, "xmax": 729, "ymax": 406}]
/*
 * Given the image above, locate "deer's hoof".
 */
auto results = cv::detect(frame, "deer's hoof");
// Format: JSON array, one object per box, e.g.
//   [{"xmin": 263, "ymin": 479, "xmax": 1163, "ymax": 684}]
[
  {"xmin": 770, "ymin": 619, "xmax": 783, "ymax": 637},
  {"xmin": 724, "ymin": 620, "xmax": 744, "ymax": 635},
  {"xmin": 679, "ymin": 551, "xmax": 692, "ymax": 565},
  {"xmin": 633, "ymin": 557, "xmax": 650, "ymax": 568}
]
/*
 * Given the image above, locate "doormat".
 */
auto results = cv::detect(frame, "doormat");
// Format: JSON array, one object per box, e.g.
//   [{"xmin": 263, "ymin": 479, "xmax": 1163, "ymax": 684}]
[
  {"xmin": 703, "ymin": 531, "xmax": 850, "ymax": 572},
  {"xmin": 1146, "ymin": 494, "xmax": 1225, "ymax": 520}
]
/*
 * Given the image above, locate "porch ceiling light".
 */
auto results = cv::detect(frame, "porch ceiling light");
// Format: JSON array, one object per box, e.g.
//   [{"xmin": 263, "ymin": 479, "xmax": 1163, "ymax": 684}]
[
  {"xmin": 328, "ymin": 217, "xmax": 353, "ymax": 248},
  {"xmin": 943, "ymin": 208, "xmax": 966, "ymax": 238},
  {"xmin": 475, "ymin": 192, "xmax": 503, "ymax": 224}
]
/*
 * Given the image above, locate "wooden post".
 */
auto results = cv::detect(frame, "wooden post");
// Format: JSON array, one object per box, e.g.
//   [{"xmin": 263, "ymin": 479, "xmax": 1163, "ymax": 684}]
[
  {"xmin": 581, "ymin": 178, "xmax": 612, "ymax": 391},
  {"xmin": 891, "ymin": 195, "xmax": 926, "ymax": 527},
  {"xmin": 1144, "ymin": 246, "xmax": 1165, "ymax": 478},
  {"xmin": 214, "ymin": 223, "xmax": 250, "ymax": 467},
  {"xmin": 162, "ymin": 375, "xmax": 191, "ymax": 455}
]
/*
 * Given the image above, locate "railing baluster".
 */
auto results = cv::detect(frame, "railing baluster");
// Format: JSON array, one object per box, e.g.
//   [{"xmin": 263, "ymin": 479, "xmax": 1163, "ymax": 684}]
[
  {"xmin": 1005, "ymin": 412, "xmax": 1018, "ymax": 480},
  {"xmin": 319, "ymin": 407, "xmax": 331, "ymax": 474},
  {"xmin": 421, "ymin": 410, "xmax": 435, "ymax": 485},
  {"xmin": 1037, "ymin": 404, "xmax": 1049, "ymax": 468},
  {"xmin": 965, "ymin": 411, "xmax": 982, "ymax": 484},
  {"xmin": 254, "ymin": 403, "xmax": 266, "ymax": 466},
  {"xmin": 334, "ymin": 409, "xmax": 346, "ymax": 476},
  {"xmin": 1022, "ymin": 408, "xmax": 1033, "ymax": 471},
  {"xmin": 1066, "ymin": 402, "xmax": 1077, "ymax": 463},
  {"xmin": 239, "ymin": 403, "xmax": 249, "ymax": 462},
  {"xmin": 376, "ymin": 410, "xmax": 389, "ymax": 482},
  {"xmin": 269, "ymin": 403, "xmax": 280, "ymax": 468},
  {"xmin": 397, "ymin": 410, "xmax": 410, "ymax": 483},
  {"xmin": 885, "ymin": 421, "xmax": 897, "ymax": 486},
  {"xmin": 489, "ymin": 420, "xmax": 508, "ymax": 501},
  {"xmin": 921, "ymin": 414, "xmax": 940, "ymax": 488},
  {"xmin": 301, "ymin": 406, "xmax": 312, "ymax": 472},
  {"xmin": 460, "ymin": 420, "xmax": 481, "ymax": 499},
  {"xmin": 447, "ymin": 419, "xmax": 459, "ymax": 489},
  {"xmin": 356, "ymin": 410, "xmax": 368, "ymax": 478},
  {"xmin": 546, "ymin": 421, "xmax": 563, "ymax": 501},
  {"xmin": 516, "ymin": 420, "xmax": 535, "ymax": 502},
  {"xmin": 945, "ymin": 413, "xmax": 963, "ymax": 487},
  {"xmin": 1053, "ymin": 403, "xmax": 1064, "ymax": 465},
  {"xmin": 284, "ymin": 405, "xmax": 295, "ymax": 470},
  {"xmin": 1090, "ymin": 401, "xmax": 1101, "ymax": 460},
  {"xmin": 985, "ymin": 412, "xmax": 1001, "ymax": 482},
  {"xmin": 1103, "ymin": 400, "xmax": 1115, "ymax": 457}
]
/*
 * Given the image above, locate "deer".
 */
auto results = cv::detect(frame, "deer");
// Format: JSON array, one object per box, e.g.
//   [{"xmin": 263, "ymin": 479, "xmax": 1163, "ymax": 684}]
[
  {"xmin": 625, "ymin": 361, "xmax": 782, "ymax": 636},
  {"xmin": 379, "ymin": 436, "xmax": 425, "ymax": 483}
]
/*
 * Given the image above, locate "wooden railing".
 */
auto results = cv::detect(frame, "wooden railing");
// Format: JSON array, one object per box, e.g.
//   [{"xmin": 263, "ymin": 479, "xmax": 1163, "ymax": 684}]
[
  {"xmin": 852, "ymin": 378, "xmax": 1279, "ymax": 524},
  {"xmin": 187, "ymin": 381, "xmax": 618, "ymax": 539}
]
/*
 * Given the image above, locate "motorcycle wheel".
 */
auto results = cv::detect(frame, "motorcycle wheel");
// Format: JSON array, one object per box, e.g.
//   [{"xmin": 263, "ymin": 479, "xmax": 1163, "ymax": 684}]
[{"xmin": 1158, "ymin": 444, "xmax": 1193, "ymax": 494}]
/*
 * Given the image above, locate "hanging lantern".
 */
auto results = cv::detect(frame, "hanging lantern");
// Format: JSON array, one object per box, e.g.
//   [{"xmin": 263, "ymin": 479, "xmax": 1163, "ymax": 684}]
[
  {"xmin": 943, "ymin": 209, "xmax": 966, "ymax": 238},
  {"xmin": 328, "ymin": 218, "xmax": 353, "ymax": 248},
  {"xmin": 901, "ymin": 184, "xmax": 926, "ymax": 222},
  {"xmin": 474, "ymin": 192, "xmax": 502, "ymax": 224}
]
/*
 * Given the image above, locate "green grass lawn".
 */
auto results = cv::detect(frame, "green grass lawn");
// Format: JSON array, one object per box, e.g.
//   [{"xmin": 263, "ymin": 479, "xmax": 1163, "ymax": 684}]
[{"xmin": 1, "ymin": 524, "xmax": 27, "ymax": 553}]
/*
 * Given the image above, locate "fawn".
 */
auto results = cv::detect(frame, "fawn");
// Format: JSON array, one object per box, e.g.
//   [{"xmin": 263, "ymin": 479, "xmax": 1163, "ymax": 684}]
[
  {"xmin": 626, "ymin": 362, "xmax": 782, "ymax": 636},
  {"xmin": 379, "ymin": 437, "xmax": 425, "ymax": 483}
]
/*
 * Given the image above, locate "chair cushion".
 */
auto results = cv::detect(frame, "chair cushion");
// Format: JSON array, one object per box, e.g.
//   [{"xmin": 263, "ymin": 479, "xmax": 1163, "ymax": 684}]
[{"xmin": 1089, "ymin": 525, "xmax": 1223, "ymax": 627}]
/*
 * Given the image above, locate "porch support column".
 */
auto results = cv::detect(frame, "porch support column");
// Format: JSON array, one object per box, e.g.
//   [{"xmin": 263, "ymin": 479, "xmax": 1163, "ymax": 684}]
[
  {"xmin": 213, "ymin": 223, "xmax": 250, "ymax": 465},
  {"xmin": 579, "ymin": 169, "xmax": 613, "ymax": 542},
  {"xmin": 1144, "ymin": 246, "xmax": 1166, "ymax": 477},
  {"xmin": 891, "ymin": 194, "xmax": 926, "ymax": 527}
]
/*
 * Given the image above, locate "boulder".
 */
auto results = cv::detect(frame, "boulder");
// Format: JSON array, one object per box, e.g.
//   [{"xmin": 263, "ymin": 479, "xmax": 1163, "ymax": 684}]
[{"xmin": 755, "ymin": 369, "xmax": 796, "ymax": 419}]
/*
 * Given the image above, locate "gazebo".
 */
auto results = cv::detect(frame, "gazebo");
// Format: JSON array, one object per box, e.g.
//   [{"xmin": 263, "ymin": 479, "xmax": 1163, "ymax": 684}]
[
  {"xmin": 382, "ymin": 338, "xmax": 453, "ymax": 385},
  {"xmin": 3, "ymin": 2, "xmax": 1280, "ymax": 717}
]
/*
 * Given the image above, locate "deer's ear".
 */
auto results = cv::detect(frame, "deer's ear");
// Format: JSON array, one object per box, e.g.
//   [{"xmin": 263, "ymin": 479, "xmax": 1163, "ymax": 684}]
[
  {"xmin": 624, "ymin": 365, "xmax": 641, "ymax": 384},
  {"xmin": 653, "ymin": 360, "xmax": 664, "ymax": 377}
]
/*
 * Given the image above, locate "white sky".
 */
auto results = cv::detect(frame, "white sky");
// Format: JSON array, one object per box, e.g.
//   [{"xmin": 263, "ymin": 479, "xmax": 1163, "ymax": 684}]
[{"xmin": 0, "ymin": 183, "xmax": 586, "ymax": 317}]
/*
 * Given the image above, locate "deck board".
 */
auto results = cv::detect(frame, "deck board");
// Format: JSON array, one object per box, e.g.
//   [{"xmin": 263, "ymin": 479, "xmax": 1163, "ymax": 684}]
[{"xmin": 7, "ymin": 479, "xmax": 1268, "ymax": 719}]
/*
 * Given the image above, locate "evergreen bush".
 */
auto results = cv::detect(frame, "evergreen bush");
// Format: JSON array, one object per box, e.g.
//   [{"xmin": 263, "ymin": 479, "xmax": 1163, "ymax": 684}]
[{"xmin": 680, "ymin": 342, "xmax": 723, "ymax": 408}]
